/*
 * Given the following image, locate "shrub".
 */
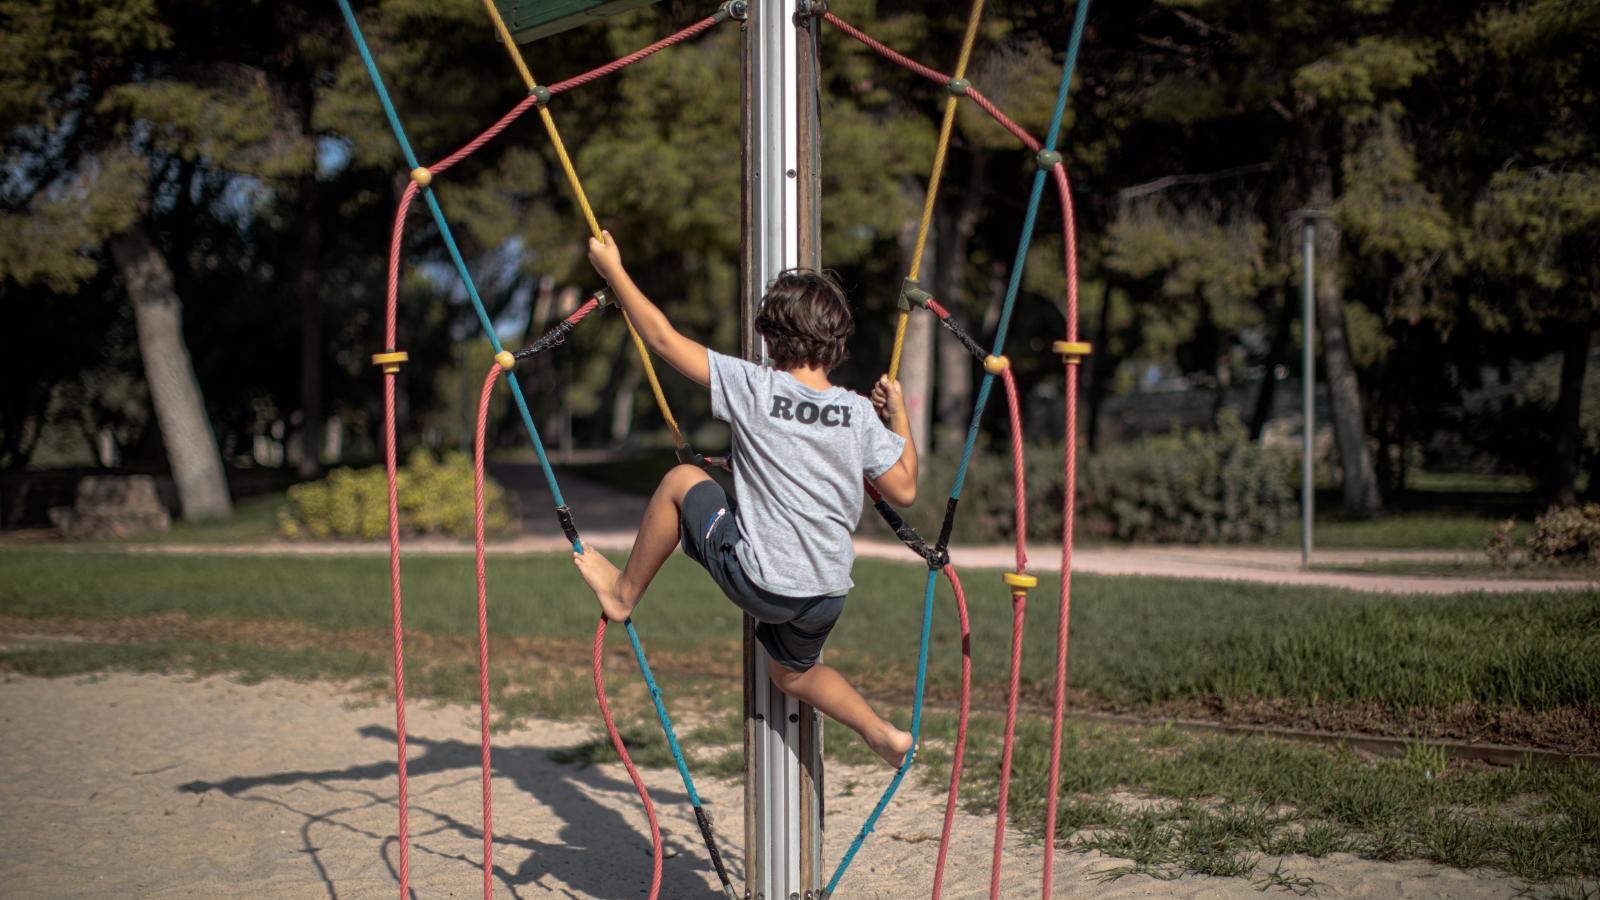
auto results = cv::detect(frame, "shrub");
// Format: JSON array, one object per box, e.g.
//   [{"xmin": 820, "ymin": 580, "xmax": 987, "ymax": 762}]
[
  {"xmin": 866, "ymin": 415, "xmax": 1292, "ymax": 546},
  {"xmin": 1489, "ymin": 504, "xmax": 1600, "ymax": 567},
  {"xmin": 1081, "ymin": 414, "xmax": 1293, "ymax": 543},
  {"xmin": 278, "ymin": 449, "xmax": 513, "ymax": 540}
]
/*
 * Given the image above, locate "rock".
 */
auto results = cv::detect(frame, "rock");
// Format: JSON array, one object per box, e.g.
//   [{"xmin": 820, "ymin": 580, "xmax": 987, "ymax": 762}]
[{"xmin": 50, "ymin": 475, "xmax": 171, "ymax": 539}]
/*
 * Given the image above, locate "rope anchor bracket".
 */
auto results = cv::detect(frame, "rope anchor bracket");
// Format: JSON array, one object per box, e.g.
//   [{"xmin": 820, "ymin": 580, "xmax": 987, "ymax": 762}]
[
  {"xmin": 715, "ymin": 0, "xmax": 748, "ymax": 22},
  {"xmin": 795, "ymin": 0, "xmax": 828, "ymax": 18},
  {"xmin": 371, "ymin": 350, "xmax": 409, "ymax": 374},
  {"xmin": 897, "ymin": 277, "xmax": 932, "ymax": 311}
]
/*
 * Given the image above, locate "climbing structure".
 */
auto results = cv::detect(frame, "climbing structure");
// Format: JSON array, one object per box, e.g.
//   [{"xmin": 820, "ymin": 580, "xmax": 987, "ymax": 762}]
[{"xmin": 333, "ymin": 0, "xmax": 1090, "ymax": 897}]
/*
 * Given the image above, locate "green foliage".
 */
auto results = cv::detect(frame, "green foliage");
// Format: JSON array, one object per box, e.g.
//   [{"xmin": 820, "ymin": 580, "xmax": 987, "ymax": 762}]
[
  {"xmin": 277, "ymin": 449, "xmax": 511, "ymax": 539},
  {"xmin": 1083, "ymin": 416, "xmax": 1293, "ymax": 543}
]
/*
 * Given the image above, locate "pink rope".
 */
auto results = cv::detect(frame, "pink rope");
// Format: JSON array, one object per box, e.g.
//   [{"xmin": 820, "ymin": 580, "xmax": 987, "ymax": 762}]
[
  {"xmin": 988, "ymin": 368, "xmax": 1031, "ymax": 898},
  {"xmin": 472, "ymin": 366, "xmax": 501, "ymax": 900},
  {"xmin": 1040, "ymin": 160, "xmax": 1081, "ymax": 900},
  {"xmin": 823, "ymin": 12, "xmax": 950, "ymax": 85},
  {"xmin": 550, "ymin": 16, "xmax": 721, "ymax": 95},
  {"xmin": 965, "ymin": 86, "xmax": 1043, "ymax": 153},
  {"xmin": 929, "ymin": 564, "xmax": 972, "ymax": 900},
  {"xmin": 379, "ymin": 182, "xmax": 419, "ymax": 900},
  {"xmin": 593, "ymin": 618, "xmax": 664, "ymax": 900}
]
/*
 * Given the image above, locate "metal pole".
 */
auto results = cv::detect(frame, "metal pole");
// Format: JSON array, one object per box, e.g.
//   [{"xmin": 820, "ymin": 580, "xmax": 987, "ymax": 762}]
[
  {"xmin": 742, "ymin": 2, "xmax": 823, "ymax": 897},
  {"xmin": 1301, "ymin": 220, "xmax": 1316, "ymax": 570}
]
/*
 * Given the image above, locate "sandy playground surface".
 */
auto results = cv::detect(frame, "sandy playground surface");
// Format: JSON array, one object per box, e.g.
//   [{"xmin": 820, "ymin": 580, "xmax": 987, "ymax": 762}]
[{"xmin": 0, "ymin": 672, "xmax": 1548, "ymax": 898}]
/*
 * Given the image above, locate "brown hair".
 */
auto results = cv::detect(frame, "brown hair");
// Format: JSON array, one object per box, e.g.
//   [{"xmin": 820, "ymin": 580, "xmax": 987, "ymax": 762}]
[{"xmin": 755, "ymin": 269, "xmax": 854, "ymax": 371}]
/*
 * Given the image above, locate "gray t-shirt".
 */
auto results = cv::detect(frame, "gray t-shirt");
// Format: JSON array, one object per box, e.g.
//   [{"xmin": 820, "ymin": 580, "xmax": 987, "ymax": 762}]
[{"xmin": 708, "ymin": 351, "xmax": 906, "ymax": 597}]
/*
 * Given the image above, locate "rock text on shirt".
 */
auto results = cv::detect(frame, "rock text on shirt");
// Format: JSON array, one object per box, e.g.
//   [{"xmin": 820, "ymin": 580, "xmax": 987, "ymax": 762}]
[{"xmin": 769, "ymin": 395, "xmax": 854, "ymax": 428}]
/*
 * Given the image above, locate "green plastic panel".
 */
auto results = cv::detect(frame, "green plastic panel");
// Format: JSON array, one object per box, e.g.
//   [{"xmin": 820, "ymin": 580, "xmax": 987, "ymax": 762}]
[{"xmin": 493, "ymin": 0, "xmax": 666, "ymax": 43}]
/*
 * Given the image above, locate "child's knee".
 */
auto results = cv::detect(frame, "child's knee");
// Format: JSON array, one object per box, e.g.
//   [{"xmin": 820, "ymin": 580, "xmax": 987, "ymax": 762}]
[{"xmin": 663, "ymin": 463, "xmax": 711, "ymax": 499}]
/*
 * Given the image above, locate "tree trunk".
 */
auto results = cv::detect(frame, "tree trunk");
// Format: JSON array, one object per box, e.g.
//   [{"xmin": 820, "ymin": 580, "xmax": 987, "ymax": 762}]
[
  {"xmin": 1548, "ymin": 325, "xmax": 1591, "ymax": 506},
  {"xmin": 1249, "ymin": 284, "xmax": 1295, "ymax": 440},
  {"xmin": 110, "ymin": 225, "xmax": 233, "ymax": 520},
  {"xmin": 897, "ymin": 216, "xmax": 934, "ymax": 464},
  {"xmin": 1310, "ymin": 169, "xmax": 1381, "ymax": 516},
  {"xmin": 296, "ymin": 187, "xmax": 324, "ymax": 478},
  {"xmin": 932, "ymin": 151, "xmax": 986, "ymax": 452}
]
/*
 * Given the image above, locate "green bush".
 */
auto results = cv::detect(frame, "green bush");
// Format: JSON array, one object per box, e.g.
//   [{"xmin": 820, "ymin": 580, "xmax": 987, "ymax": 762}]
[
  {"xmin": 278, "ymin": 450, "xmax": 513, "ymax": 540},
  {"xmin": 870, "ymin": 415, "xmax": 1293, "ymax": 546},
  {"xmin": 1488, "ymin": 504, "xmax": 1600, "ymax": 567},
  {"xmin": 1081, "ymin": 415, "xmax": 1294, "ymax": 543}
]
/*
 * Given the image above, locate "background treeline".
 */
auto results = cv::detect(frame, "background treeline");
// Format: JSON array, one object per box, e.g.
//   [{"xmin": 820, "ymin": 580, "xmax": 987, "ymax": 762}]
[{"xmin": 1, "ymin": 0, "xmax": 1596, "ymax": 525}]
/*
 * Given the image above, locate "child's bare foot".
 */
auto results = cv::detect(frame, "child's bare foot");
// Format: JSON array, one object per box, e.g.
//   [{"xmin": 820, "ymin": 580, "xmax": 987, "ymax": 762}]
[
  {"xmin": 868, "ymin": 725, "xmax": 914, "ymax": 768},
  {"xmin": 573, "ymin": 549, "xmax": 632, "ymax": 622}
]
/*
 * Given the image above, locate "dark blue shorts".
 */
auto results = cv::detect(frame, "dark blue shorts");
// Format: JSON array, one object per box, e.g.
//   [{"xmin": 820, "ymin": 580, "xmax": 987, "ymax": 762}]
[{"xmin": 679, "ymin": 480, "xmax": 844, "ymax": 671}]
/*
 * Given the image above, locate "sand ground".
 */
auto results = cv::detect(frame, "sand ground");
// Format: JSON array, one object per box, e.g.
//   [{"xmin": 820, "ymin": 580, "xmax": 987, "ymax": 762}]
[{"xmin": 0, "ymin": 672, "xmax": 1548, "ymax": 899}]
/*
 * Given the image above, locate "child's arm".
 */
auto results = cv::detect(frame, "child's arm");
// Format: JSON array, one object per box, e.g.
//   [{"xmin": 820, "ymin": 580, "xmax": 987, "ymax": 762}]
[
  {"xmin": 869, "ymin": 375, "xmax": 918, "ymax": 507},
  {"xmin": 587, "ymin": 231, "xmax": 711, "ymax": 387}
]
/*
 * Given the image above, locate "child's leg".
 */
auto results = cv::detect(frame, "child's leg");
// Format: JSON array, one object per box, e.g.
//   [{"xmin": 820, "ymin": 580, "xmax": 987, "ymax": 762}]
[
  {"xmin": 574, "ymin": 464, "xmax": 711, "ymax": 622},
  {"xmin": 767, "ymin": 658, "xmax": 913, "ymax": 768}
]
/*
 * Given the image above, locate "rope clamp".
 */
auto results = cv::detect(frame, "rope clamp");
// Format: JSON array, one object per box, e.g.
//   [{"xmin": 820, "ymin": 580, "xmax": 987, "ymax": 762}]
[
  {"xmin": 555, "ymin": 505, "xmax": 580, "ymax": 546},
  {"xmin": 494, "ymin": 350, "xmax": 516, "ymax": 371},
  {"xmin": 371, "ymin": 350, "xmax": 409, "ymax": 374},
  {"xmin": 715, "ymin": 0, "xmax": 748, "ymax": 22},
  {"xmin": 674, "ymin": 444, "xmax": 703, "ymax": 467},
  {"xmin": 529, "ymin": 85, "xmax": 550, "ymax": 106},
  {"xmin": 409, "ymin": 167, "xmax": 432, "ymax": 187},
  {"xmin": 795, "ymin": 0, "xmax": 828, "ymax": 18},
  {"xmin": 1003, "ymin": 571, "xmax": 1038, "ymax": 597},
  {"xmin": 946, "ymin": 78, "xmax": 971, "ymax": 96},
  {"xmin": 983, "ymin": 354, "xmax": 1010, "ymax": 375},
  {"xmin": 1053, "ymin": 340, "xmax": 1092, "ymax": 364},
  {"xmin": 1035, "ymin": 149, "xmax": 1062, "ymax": 170},
  {"xmin": 593, "ymin": 287, "xmax": 614, "ymax": 308},
  {"xmin": 897, "ymin": 277, "xmax": 931, "ymax": 311}
]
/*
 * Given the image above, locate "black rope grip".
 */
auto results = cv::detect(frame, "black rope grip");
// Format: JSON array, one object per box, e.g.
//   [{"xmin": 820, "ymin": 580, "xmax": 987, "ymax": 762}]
[
  {"xmin": 872, "ymin": 498, "xmax": 946, "ymax": 569},
  {"xmin": 555, "ymin": 505, "xmax": 579, "ymax": 546},
  {"xmin": 934, "ymin": 497, "xmax": 960, "ymax": 559},
  {"xmin": 938, "ymin": 315, "xmax": 987, "ymax": 362},
  {"xmin": 693, "ymin": 807, "xmax": 735, "ymax": 893}
]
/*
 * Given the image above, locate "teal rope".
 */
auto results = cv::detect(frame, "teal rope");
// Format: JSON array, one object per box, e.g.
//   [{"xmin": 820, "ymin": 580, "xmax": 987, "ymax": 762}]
[
  {"xmin": 336, "ymin": 0, "xmax": 568, "ymax": 517},
  {"xmin": 624, "ymin": 619, "xmax": 702, "ymax": 807},
  {"xmin": 825, "ymin": 1, "xmax": 1092, "ymax": 894}
]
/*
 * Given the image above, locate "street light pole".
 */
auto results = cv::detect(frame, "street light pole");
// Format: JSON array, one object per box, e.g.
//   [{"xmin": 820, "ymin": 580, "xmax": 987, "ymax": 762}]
[{"xmin": 1301, "ymin": 219, "xmax": 1315, "ymax": 570}]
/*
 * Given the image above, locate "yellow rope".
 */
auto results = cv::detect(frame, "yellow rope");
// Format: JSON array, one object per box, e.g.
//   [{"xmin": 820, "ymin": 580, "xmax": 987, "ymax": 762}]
[
  {"xmin": 476, "ymin": 0, "xmax": 682, "ymax": 447},
  {"xmin": 889, "ymin": 0, "xmax": 987, "ymax": 381}
]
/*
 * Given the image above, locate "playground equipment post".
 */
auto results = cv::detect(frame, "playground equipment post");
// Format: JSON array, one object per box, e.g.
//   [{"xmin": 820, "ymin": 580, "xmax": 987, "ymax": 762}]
[{"xmin": 740, "ymin": 1, "xmax": 825, "ymax": 896}]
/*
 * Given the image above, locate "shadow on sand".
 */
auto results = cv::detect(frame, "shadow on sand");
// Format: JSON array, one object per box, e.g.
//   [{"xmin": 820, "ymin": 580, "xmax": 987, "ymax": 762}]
[{"xmin": 182, "ymin": 725, "xmax": 740, "ymax": 899}]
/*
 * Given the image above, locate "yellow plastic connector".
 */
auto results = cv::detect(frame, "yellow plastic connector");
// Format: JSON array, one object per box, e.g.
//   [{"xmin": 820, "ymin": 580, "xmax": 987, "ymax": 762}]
[
  {"xmin": 984, "ymin": 354, "xmax": 1011, "ymax": 375},
  {"xmin": 1002, "ymin": 571, "xmax": 1039, "ymax": 589},
  {"xmin": 371, "ymin": 351, "xmax": 409, "ymax": 374},
  {"xmin": 1052, "ymin": 340, "xmax": 1093, "ymax": 364},
  {"xmin": 410, "ymin": 166, "xmax": 433, "ymax": 187},
  {"xmin": 495, "ymin": 350, "xmax": 516, "ymax": 371}
]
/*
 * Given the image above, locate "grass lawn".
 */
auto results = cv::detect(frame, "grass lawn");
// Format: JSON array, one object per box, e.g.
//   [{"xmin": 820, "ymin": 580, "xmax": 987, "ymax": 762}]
[{"xmin": 1, "ymin": 547, "xmax": 1596, "ymax": 891}]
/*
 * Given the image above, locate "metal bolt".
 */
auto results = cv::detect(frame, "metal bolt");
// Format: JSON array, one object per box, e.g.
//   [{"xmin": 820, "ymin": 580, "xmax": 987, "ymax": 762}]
[
  {"xmin": 788, "ymin": 712, "xmax": 799, "ymax": 723},
  {"xmin": 786, "ymin": 168, "xmax": 797, "ymax": 178}
]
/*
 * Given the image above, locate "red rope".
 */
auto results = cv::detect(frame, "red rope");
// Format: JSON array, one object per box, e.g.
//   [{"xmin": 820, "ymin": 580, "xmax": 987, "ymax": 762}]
[
  {"xmin": 1040, "ymin": 161, "xmax": 1081, "ymax": 900},
  {"xmin": 550, "ymin": 16, "xmax": 721, "ymax": 95},
  {"xmin": 966, "ymin": 86, "xmax": 1043, "ymax": 153},
  {"xmin": 472, "ymin": 366, "xmax": 501, "ymax": 900},
  {"xmin": 593, "ymin": 618, "xmax": 664, "ymax": 900},
  {"xmin": 929, "ymin": 563, "xmax": 971, "ymax": 900},
  {"xmin": 382, "ymin": 372, "xmax": 410, "ymax": 899},
  {"xmin": 380, "ymin": 179, "xmax": 419, "ymax": 900},
  {"xmin": 428, "ymin": 17, "xmax": 722, "ymax": 177},
  {"xmin": 822, "ymin": 12, "xmax": 950, "ymax": 86},
  {"xmin": 987, "ymin": 368, "xmax": 1031, "ymax": 899}
]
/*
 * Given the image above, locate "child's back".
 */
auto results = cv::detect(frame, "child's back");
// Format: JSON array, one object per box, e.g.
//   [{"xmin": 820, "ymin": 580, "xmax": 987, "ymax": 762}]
[{"xmin": 708, "ymin": 352, "xmax": 904, "ymax": 597}]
